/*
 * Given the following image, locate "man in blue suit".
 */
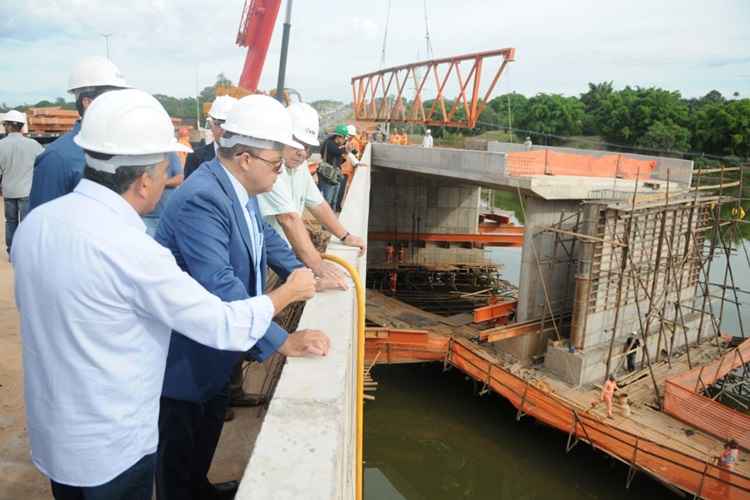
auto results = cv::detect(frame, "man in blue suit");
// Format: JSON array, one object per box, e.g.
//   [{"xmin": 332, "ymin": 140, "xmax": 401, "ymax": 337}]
[{"xmin": 154, "ymin": 95, "xmax": 332, "ymax": 500}]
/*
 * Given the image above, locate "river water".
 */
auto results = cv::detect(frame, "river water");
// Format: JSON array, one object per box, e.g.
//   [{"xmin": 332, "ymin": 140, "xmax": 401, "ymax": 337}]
[{"xmin": 364, "ymin": 206, "xmax": 750, "ymax": 499}]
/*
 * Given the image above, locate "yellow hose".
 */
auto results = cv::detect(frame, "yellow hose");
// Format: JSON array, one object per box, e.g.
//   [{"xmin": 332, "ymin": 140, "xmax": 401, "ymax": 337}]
[{"xmin": 322, "ymin": 253, "xmax": 365, "ymax": 500}]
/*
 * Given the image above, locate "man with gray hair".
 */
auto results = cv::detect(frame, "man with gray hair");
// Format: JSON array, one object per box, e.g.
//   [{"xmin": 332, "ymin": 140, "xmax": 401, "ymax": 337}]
[
  {"xmin": 12, "ymin": 89, "xmax": 325, "ymax": 500},
  {"xmin": 0, "ymin": 110, "xmax": 42, "ymax": 253}
]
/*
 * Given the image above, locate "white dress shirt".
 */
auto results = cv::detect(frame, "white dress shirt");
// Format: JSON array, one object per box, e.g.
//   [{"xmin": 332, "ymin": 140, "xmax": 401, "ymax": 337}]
[
  {"xmin": 221, "ymin": 162, "xmax": 264, "ymax": 296},
  {"xmin": 11, "ymin": 179, "xmax": 275, "ymax": 487},
  {"xmin": 257, "ymin": 161, "xmax": 325, "ymax": 245}
]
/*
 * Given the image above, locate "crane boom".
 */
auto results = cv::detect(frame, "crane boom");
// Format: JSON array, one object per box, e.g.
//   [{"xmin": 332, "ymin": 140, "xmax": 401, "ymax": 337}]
[{"xmin": 236, "ymin": 0, "xmax": 282, "ymax": 92}]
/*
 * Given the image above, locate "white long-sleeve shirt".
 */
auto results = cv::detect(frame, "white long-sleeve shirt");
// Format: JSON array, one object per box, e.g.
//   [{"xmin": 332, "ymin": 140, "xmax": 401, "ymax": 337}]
[{"xmin": 11, "ymin": 179, "xmax": 275, "ymax": 487}]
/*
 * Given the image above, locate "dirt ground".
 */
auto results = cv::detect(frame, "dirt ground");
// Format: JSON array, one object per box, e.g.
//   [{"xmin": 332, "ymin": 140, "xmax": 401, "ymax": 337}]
[{"xmin": 0, "ymin": 207, "xmax": 269, "ymax": 499}]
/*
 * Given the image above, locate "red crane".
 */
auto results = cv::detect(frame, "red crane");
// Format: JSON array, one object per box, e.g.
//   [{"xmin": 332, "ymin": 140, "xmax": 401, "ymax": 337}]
[{"xmin": 236, "ymin": 0, "xmax": 283, "ymax": 92}]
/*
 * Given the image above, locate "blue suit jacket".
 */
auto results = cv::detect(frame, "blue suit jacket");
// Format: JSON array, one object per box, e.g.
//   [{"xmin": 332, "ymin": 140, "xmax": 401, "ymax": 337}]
[
  {"xmin": 156, "ymin": 158, "xmax": 303, "ymax": 402},
  {"xmin": 29, "ymin": 122, "xmax": 85, "ymax": 210}
]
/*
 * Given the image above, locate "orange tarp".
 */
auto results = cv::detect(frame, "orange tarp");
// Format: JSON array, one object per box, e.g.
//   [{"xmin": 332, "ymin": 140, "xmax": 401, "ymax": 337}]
[
  {"xmin": 506, "ymin": 149, "xmax": 656, "ymax": 180},
  {"xmin": 663, "ymin": 339, "xmax": 750, "ymax": 451}
]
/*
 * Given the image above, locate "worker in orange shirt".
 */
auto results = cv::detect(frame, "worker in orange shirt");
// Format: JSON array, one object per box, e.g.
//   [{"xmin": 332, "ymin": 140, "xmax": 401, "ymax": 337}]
[
  {"xmin": 388, "ymin": 129, "xmax": 401, "ymax": 145},
  {"xmin": 399, "ymin": 128, "xmax": 409, "ymax": 145},
  {"xmin": 176, "ymin": 127, "xmax": 191, "ymax": 166},
  {"xmin": 600, "ymin": 374, "xmax": 618, "ymax": 419}
]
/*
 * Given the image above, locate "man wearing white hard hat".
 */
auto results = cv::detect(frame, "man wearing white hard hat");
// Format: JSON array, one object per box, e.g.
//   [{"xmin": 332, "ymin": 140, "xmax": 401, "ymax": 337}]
[
  {"xmin": 258, "ymin": 102, "xmax": 365, "ymax": 289},
  {"xmin": 11, "ymin": 89, "xmax": 323, "ymax": 499},
  {"xmin": 154, "ymin": 94, "xmax": 331, "ymax": 500},
  {"xmin": 184, "ymin": 95, "xmax": 237, "ymax": 179},
  {"xmin": 0, "ymin": 110, "xmax": 43, "ymax": 254},
  {"xmin": 422, "ymin": 128, "xmax": 433, "ymax": 148},
  {"xmin": 28, "ymin": 56, "xmax": 130, "ymax": 210}
]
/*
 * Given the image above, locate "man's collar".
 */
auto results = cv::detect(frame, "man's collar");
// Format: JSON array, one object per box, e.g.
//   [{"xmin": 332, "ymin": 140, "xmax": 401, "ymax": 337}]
[
  {"xmin": 74, "ymin": 179, "xmax": 146, "ymax": 231},
  {"xmin": 218, "ymin": 159, "xmax": 249, "ymax": 207}
]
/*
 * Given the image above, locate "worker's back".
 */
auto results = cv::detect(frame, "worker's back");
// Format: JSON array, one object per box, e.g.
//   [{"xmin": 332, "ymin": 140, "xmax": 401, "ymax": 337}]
[{"xmin": 0, "ymin": 133, "xmax": 43, "ymax": 198}]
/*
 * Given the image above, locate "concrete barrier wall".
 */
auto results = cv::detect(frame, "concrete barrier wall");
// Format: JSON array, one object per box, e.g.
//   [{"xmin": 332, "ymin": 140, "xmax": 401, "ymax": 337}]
[
  {"xmin": 487, "ymin": 141, "xmax": 694, "ymax": 187},
  {"xmin": 237, "ymin": 146, "xmax": 371, "ymax": 500}
]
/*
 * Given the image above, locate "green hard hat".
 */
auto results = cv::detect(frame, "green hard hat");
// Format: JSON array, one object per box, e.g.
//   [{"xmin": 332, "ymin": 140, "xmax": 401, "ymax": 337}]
[{"xmin": 335, "ymin": 124, "xmax": 350, "ymax": 137}]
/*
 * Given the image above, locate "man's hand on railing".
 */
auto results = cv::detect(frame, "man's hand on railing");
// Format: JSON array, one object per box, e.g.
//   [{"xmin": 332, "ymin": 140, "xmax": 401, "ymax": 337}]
[{"xmin": 278, "ymin": 329, "xmax": 331, "ymax": 357}]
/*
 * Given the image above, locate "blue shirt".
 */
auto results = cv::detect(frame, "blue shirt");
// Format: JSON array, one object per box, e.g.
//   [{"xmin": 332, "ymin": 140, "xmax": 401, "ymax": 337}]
[
  {"xmin": 29, "ymin": 121, "xmax": 85, "ymax": 210},
  {"xmin": 144, "ymin": 152, "xmax": 183, "ymax": 220}
]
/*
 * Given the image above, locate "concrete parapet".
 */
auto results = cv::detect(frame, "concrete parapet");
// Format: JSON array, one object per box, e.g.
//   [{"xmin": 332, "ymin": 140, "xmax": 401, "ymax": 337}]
[{"xmin": 237, "ymin": 147, "xmax": 372, "ymax": 500}]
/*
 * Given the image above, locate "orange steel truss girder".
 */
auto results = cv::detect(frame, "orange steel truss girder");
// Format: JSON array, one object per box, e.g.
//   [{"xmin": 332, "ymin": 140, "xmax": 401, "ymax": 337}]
[
  {"xmin": 351, "ymin": 48, "xmax": 516, "ymax": 128},
  {"xmin": 473, "ymin": 300, "xmax": 516, "ymax": 323},
  {"xmin": 367, "ymin": 230, "xmax": 524, "ymax": 247}
]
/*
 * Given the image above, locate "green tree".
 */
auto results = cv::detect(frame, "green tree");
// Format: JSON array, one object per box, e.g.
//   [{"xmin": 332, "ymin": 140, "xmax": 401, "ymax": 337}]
[
  {"xmin": 636, "ymin": 120, "xmax": 691, "ymax": 152},
  {"xmin": 592, "ymin": 86, "xmax": 689, "ymax": 149},
  {"xmin": 579, "ymin": 81, "xmax": 614, "ymax": 133},
  {"xmin": 515, "ymin": 93, "xmax": 584, "ymax": 143}
]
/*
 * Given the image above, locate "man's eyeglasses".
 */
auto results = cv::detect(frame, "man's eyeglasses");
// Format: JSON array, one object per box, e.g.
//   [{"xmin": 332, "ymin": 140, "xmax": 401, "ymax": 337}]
[{"xmin": 242, "ymin": 150, "xmax": 284, "ymax": 173}]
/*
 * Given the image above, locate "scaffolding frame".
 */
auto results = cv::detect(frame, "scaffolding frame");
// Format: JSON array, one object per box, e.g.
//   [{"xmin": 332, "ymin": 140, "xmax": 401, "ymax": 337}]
[{"xmin": 535, "ymin": 163, "xmax": 748, "ymax": 403}]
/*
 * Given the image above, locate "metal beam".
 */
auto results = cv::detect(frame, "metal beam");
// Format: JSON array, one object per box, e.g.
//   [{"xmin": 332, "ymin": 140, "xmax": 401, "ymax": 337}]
[{"xmin": 351, "ymin": 48, "xmax": 516, "ymax": 128}]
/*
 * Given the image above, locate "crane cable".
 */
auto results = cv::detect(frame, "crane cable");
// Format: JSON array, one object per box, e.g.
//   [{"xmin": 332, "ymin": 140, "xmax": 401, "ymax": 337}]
[{"xmin": 380, "ymin": 0, "xmax": 392, "ymax": 67}]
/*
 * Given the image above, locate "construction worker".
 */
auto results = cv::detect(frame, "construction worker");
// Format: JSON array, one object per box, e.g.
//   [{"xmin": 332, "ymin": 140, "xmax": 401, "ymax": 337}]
[
  {"xmin": 422, "ymin": 129, "xmax": 434, "ymax": 148},
  {"xmin": 719, "ymin": 439, "xmax": 740, "ymax": 471},
  {"xmin": 28, "ymin": 56, "xmax": 130, "ymax": 210},
  {"xmin": 176, "ymin": 127, "xmax": 191, "ymax": 166},
  {"xmin": 624, "ymin": 334, "xmax": 640, "ymax": 373},
  {"xmin": 317, "ymin": 124, "xmax": 349, "ymax": 210},
  {"xmin": 524, "ymin": 136, "xmax": 533, "ymax": 150},
  {"xmin": 11, "ymin": 88, "xmax": 324, "ymax": 500},
  {"xmin": 388, "ymin": 129, "xmax": 401, "ymax": 144},
  {"xmin": 0, "ymin": 110, "xmax": 43, "ymax": 254},
  {"xmin": 258, "ymin": 102, "xmax": 365, "ymax": 288},
  {"xmin": 399, "ymin": 128, "xmax": 409, "ymax": 145},
  {"xmin": 154, "ymin": 95, "xmax": 330, "ymax": 500},
  {"xmin": 335, "ymin": 124, "xmax": 362, "ymax": 211},
  {"xmin": 600, "ymin": 374, "xmax": 618, "ymax": 419},
  {"xmin": 184, "ymin": 95, "xmax": 237, "ymax": 179}
]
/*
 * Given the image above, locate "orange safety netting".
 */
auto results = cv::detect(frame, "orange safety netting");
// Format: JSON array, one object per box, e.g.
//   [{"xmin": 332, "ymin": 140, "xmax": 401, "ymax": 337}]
[
  {"xmin": 663, "ymin": 339, "xmax": 750, "ymax": 451},
  {"xmin": 506, "ymin": 150, "xmax": 656, "ymax": 180},
  {"xmin": 448, "ymin": 338, "xmax": 750, "ymax": 499}
]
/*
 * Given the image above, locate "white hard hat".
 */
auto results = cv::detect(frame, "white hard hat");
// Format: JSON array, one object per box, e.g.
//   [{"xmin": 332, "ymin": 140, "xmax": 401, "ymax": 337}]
[
  {"xmin": 68, "ymin": 56, "xmax": 129, "ymax": 94},
  {"xmin": 220, "ymin": 94, "xmax": 301, "ymax": 150},
  {"xmin": 3, "ymin": 110, "xmax": 26, "ymax": 125},
  {"xmin": 287, "ymin": 102, "xmax": 319, "ymax": 146},
  {"xmin": 208, "ymin": 95, "xmax": 238, "ymax": 121},
  {"xmin": 74, "ymin": 89, "xmax": 191, "ymax": 173},
  {"xmin": 347, "ymin": 124, "xmax": 357, "ymax": 137},
  {"xmin": 426, "ymin": 129, "xmax": 431, "ymax": 134}
]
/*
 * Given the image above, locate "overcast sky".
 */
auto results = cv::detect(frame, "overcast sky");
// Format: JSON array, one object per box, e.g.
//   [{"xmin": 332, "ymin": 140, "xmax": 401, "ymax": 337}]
[{"xmin": 1, "ymin": 0, "xmax": 749, "ymax": 107}]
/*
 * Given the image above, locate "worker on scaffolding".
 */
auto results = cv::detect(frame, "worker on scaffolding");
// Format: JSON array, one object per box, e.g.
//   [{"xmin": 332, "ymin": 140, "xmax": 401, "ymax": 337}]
[
  {"xmin": 600, "ymin": 374, "xmax": 618, "ymax": 419},
  {"xmin": 0, "ymin": 110, "xmax": 43, "ymax": 254},
  {"xmin": 11, "ymin": 88, "xmax": 323, "ymax": 500},
  {"xmin": 28, "ymin": 56, "xmax": 130, "ymax": 210},
  {"xmin": 624, "ymin": 334, "xmax": 640, "ymax": 373},
  {"xmin": 184, "ymin": 95, "xmax": 237, "ymax": 179},
  {"xmin": 154, "ymin": 95, "xmax": 332, "ymax": 500}
]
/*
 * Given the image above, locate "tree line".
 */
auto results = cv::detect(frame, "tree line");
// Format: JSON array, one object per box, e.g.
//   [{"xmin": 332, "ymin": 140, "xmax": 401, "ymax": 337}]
[{"xmin": 466, "ymin": 83, "xmax": 749, "ymax": 161}]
